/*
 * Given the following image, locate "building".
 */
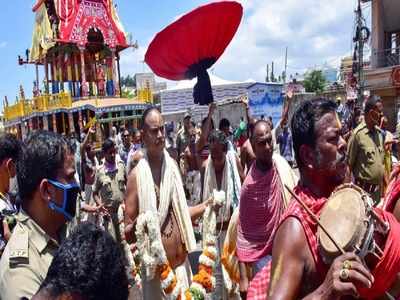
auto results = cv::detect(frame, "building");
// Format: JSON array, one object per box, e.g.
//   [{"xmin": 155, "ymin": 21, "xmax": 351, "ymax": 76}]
[
  {"xmin": 161, "ymin": 75, "xmax": 288, "ymax": 129},
  {"xmin": 321, "ymin": 64, "xmax": 339, "ymax": 84},
  {"xmin": 134, "ymin": 73, "xmax": 166, "ymax": 92},
  {"xmin": 339, "ymin": 56, "xmax": 354, "ymax": 83},
  {"xmin": 134, "ymin": 72, "xmax": 167, "ymax": 103},
  {"xmin": 3, "ymin": 0, "xmax": 151, "ymax": 140},
  {"xmin": 161, "ymin": 74, "xmax": 255, "ymax": 123},
  {"xmin": 364, "ymin": 0, "xmax": 400, "ymax": 131}
]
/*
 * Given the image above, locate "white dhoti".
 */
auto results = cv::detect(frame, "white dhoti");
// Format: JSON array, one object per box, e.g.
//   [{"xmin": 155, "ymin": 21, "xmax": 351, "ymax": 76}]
[
  {"xmin": 202, "ymin": 152, "xmax": 242, "ymax": 300},
  {"xmin": 136, "ymin": 149, "xmax": 197, "ymax": 300}
]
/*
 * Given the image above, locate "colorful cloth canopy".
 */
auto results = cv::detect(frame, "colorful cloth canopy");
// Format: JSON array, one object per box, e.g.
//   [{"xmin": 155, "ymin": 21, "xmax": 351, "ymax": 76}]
[
  {"xmin": 32, "ymin": 0, "xmax": 128, "ymax": 49},
  {"xmin": 145, "ymin": 1, "xmax": 243, "ymax": 105}
]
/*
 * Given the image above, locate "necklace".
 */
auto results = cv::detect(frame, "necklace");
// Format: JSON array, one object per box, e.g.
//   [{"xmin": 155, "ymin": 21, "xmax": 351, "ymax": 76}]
[
  {"xmin": 161, "ymin": 213, "xmax": 174, "ymax": 239},
  {"xmin": 154, "ymin": 185, "xmax": 174, "ymax": 239}
]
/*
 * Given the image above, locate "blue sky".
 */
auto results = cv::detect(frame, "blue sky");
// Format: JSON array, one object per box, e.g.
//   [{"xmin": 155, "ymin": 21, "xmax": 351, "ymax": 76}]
[{"xmin": 0, "ymin": 0, "xmax": 368, "ymax": 108}]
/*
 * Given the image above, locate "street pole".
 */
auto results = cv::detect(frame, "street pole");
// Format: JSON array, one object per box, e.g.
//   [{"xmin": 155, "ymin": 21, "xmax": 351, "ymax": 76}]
[
  {"xmin": 357, "ymin": 0, "xmax": 364, "ymax": 105},
  {"xmin": 284, "ymin": 46, "xmax": 288, "ymax": 84}
]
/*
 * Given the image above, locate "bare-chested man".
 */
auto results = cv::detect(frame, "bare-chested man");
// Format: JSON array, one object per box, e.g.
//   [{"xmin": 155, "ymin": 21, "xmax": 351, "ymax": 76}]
[
  {"xmin": 182, "ymin": 122, "xmax": 202, "ymax": 207},
  {"xmin": 125, "ymin": 107, "xmax": 210, "ymax": 300},
  {"xmin": 201, "ymin": 130, "xmax": 245, "ymax": 299},
  {"xmin": 247, "ymin": 98, "xmax": 400, "ymax": 300},
  {"xmin": 240, "ymin": 100, "xmax": 290, "ymax": 173},
  {"xmin": 240, "ymin": 129, "xmax": 256, "ymax": 173}
]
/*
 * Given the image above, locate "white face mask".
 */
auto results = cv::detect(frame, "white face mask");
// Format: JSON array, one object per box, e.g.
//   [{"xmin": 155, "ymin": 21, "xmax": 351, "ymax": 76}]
[{"xmin": 8, "ymin": 176, "xmax": 18, "ymax": 196}]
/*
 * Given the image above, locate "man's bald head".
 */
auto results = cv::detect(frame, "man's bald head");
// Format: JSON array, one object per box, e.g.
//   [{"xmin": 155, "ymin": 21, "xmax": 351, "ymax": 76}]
[
  {"xmin": 140, "ymin": 107, "xmax": 165, "ymax": 155},
  {"xmin": 251, "ymin": 120, "xmax": 273, "ymax": 170},
  {"xmin": 141, "ymin": 107, "xmax": 162, "ymax": 129},
  {"xmin": 252, "ymin": 120, "xmax": 272, "ymax": 138}
]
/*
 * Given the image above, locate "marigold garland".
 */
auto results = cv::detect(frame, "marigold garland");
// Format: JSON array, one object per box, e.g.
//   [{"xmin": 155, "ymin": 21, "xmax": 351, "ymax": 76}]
[
  {"xmin": 117, "ymin": 204, "xmax": 141, "ymax": 287},
  {"xmin": 136, "ymin": 197, "xmax": 221, "ymax": 300}
]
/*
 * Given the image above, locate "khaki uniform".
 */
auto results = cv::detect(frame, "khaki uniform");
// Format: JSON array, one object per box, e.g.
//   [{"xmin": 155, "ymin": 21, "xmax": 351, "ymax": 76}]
[
  {"xmin": 93, "ymin": 161, "xmax": 126, "ymax": 242},
  {"xmin": 0, "ymin": 211, "xmax": 60, "ymax": 300},
  {"xmin": 348, "ymin": 122, "xmax": 385, "ymax": 201}
]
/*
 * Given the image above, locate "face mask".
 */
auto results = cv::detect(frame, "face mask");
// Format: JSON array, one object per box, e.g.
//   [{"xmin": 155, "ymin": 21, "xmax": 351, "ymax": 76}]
[{"xmin": 47, "ymin": 179, "xmax": 80, "ymax": 221}]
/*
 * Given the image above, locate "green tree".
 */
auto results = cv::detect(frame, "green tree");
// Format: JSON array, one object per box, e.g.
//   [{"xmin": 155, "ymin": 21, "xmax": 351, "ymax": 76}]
[
  {"xmin": 303, "ymin": 70, "xmax": 327, "ymax": 93},
  {"xmin": 120, "ymin": 75, "xmax": 136, "ymax": 87}
]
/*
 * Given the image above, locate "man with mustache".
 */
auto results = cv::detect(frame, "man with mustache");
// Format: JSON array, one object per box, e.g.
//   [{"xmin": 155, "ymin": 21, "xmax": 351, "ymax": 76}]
[
  {"xmin": 348, "ymin": 95, "xmax": 385, "ymax": 204},
  {"xmin": 0, "ymin": 131, "xmax": 79, "ymax": 300},
  {"xmin": 248, "ymin": 98, "xmax": 385, "ymax": 299},
  {"xmin": 125, "ymin": 107, "xmax": 209, "ymax": 300},
  {"xmin": 236, "ymin": 120, "xmax": 297, "ymax": 297}
]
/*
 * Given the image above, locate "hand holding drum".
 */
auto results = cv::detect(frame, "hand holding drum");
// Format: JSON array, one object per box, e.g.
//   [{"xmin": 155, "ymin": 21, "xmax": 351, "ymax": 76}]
[
  {"xmin": 317, "ymin": 252, "xmax": 374, "ymax": 299},
  {"xmin": 285, "ymin": 184, "xmax": 378, "ymax": 299}
]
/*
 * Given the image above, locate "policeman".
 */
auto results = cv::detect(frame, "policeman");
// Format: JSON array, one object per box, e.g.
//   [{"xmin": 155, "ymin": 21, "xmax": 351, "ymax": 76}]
[
  {"xmin": 348, "ymin": 96, "xmax": 385, "ymax": 204},
  {"xmin": 0, "ymin": 131, "xmax": 79, "ymax": 300},
  {"xmin": 93, "ymin": 139, "xmax": 126, "ymax": 243},
  {"xmin": 0, "ymin": 134, "xmax": 22, "ymax": 256}
]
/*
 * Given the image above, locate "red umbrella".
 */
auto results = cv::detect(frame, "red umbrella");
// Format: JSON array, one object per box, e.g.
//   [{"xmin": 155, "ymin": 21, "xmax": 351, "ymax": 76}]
[{"xmin": 145, "ymin": 1, "xmax": 243, "ymax": 105}]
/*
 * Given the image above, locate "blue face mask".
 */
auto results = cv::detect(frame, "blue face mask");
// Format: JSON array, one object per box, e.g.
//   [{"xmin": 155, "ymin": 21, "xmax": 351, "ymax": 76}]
[{"xmin": 47, "ymin": 179, "xmax": 80, "ymax": 221}]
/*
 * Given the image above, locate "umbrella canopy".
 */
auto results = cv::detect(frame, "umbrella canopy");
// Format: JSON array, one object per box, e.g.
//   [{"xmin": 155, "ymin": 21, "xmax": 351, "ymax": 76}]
[{"xmin": 145, "ymin": 1, "xmax": 243, "ymax": 105}]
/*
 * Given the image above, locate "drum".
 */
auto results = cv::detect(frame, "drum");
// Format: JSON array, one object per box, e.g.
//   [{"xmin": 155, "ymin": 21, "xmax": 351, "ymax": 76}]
[{"xmin": 317, "ymin": 184, "xmax": 388, "ymax": 264}]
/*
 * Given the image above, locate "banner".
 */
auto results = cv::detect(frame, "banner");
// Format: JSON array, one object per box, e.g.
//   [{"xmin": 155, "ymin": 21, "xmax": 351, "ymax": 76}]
[
  {"xmin": 247, "ymin": 83, "xmax": 284, "ymax": 126},
  {"xmin": 30, "ymin": 3, "xmax": 55, "ymax": 61}
]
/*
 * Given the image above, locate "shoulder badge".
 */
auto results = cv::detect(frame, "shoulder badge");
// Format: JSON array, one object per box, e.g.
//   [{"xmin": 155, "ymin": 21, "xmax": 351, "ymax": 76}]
[
  {"xmin": 353, "ymin": 123, "xmax": 366, "ymax": 135},
  {"xmin": 8, "ymin": 226, "xmax": 29, "ymax": 266}
]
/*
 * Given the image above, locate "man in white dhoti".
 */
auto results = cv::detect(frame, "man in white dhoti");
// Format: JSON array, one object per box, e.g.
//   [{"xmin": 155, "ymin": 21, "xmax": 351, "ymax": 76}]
[
  {"xmin": 125, "ymin": 107, "xmax": 210, "ymax": 300},
  {"xmin": 201, "ymin": 130, "xmax": 245, "ymax": 299}
]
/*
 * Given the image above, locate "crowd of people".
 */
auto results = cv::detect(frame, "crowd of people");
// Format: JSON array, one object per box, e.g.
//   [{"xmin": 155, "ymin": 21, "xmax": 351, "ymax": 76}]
[{"xmin": 1, "ymin": 95, "xmax": 400, "ymax": 300}]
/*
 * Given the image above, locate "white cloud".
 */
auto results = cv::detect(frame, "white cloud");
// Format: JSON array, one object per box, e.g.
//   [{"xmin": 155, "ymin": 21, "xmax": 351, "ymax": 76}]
[
  {"xmin": 119, "ymin": 41, "xmax": 175, "ymax": 87},
  {"xmin": 119, "ymin": 42, "xmax": 148, "ymax": 76},
  {"xmin": 214, "ymin": 0, "xmax": 356, "ymax": 81},
  {"xmin": 120, "ymin": 0, "xmax": 357, "ymax": 84}
]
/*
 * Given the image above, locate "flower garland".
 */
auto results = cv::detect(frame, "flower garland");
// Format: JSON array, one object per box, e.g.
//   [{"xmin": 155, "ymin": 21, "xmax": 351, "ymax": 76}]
[
  {"xmin": 117, "ymin": 204, "xmax": 141, "ymax": 287},
  {"xmin": 136, "ymin": 190, "xmax": 224, "ymax": 300}
]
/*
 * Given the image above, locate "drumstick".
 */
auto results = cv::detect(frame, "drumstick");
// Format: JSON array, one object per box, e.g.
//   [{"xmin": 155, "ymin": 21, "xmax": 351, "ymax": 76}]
[
  {"xmin": 284, "ymin": 186, "xmax": 396, "ymax": 299},
  {"xmin": 284, "ymin": 184, "xmax": 345, "ymax": 255}
]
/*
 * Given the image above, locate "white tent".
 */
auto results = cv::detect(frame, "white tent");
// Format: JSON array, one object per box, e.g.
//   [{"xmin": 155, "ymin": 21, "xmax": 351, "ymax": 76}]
[{"xmin": 166, "ymin": 74, "xmax": 241, "ymax": 91}]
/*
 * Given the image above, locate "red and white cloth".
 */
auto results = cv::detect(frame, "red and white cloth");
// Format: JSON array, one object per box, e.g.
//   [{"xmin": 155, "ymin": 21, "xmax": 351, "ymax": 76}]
[
  {"xmin": 247, "ymin": 186, "xmax": 328, "ymax": 300},
  {"xmin": 236, "ymin": 163, "xmax": 284, "ymax": 263},
  {"xmin": 247, "ymin": 186, "xmax": 400, "ymax": 300}
]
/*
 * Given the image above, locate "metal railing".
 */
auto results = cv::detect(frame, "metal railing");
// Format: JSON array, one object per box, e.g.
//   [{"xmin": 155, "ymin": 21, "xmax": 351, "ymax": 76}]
[
  {"xmin": 4, "ymin": 92, "xmax": 72, "ymax": 121},
  {"xmin": 372, "ymin": 47, "xmax": 400, "ymax": 68}
]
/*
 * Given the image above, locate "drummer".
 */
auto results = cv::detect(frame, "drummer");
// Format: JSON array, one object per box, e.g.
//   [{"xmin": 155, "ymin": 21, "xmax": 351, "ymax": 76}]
[
  {"xmin": 246, "ymin": 98, "xmax": 398, "ymax": 299},
  {"xmin": 247, "ymin": 97, "xmax": 400, "ymax": 300}
]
